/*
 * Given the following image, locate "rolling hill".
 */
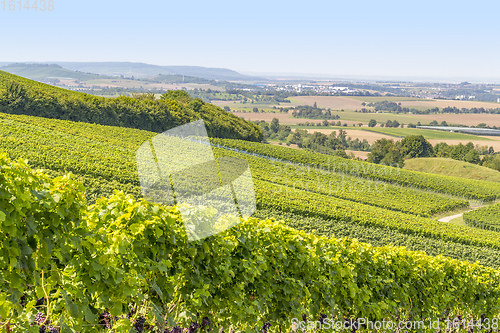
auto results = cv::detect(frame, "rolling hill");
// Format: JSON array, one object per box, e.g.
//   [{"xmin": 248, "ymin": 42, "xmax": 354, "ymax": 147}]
[
  {"xmin": 57, "ymin": 61, "xmax": 257, "ymax": 81},
  {"xmin": 0, "ymin": 63, "xmax": 106, "ymax": 81},
  {"xmin": 404, "ymin": 157, "xmax": 500, "ymax": 182}
]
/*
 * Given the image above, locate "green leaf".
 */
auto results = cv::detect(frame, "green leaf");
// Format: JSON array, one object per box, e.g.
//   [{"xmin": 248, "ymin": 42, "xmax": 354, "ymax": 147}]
[
  {"xmin": 62, "ymin": 291, "xmax": 80, "ymax": 319},
  {"xmin": 151, "ymin": 301, "xmax": 165, "ymax": 325},
  {"xmin": 84, "ymin": 305, "xmax": 97, "ymax": 323},
  {"xmin": 167, "ymin": 316, "xmax": 176, "ymax": 327},
  {"xmin": 26, "ymin": 214, "xmax": 37, "ymax": 236},
  {"xmin": 110, "ymin": 301, "xmax": 122, "ymax": 317},
  {"xmin": 53, "ymin": 192, "xmax": 62, "ymax": 203}
]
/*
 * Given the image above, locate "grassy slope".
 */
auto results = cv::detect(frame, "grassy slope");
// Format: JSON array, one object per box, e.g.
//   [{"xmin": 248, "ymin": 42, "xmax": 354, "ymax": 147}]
[{"xmin": 404, "ymin": 157, "xmax": 500, "ymax": 182}]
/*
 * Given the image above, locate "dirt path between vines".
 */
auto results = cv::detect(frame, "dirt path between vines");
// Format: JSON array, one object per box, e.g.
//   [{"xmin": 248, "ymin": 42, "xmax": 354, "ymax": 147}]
[{"xmin": 438, "ymin": 212, "xmax": 469, "ymax": 222}]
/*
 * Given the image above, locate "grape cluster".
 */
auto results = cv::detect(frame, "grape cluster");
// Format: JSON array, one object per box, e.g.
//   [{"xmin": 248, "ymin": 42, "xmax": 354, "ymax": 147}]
[
  {"xmin": 261, "ymin": 322, "xmax": 271, "ymax": 333},
  {"xmin": 188, "ymin": 321, "xmax": 200, "ymax": 333},
  {"xmin": 201, "ymin": 317, "xmax": 211, "ymax": 331},
  {"xmin": 344, "ymin": 318, "xmax": 358, "ymax": 333},
  {"xmin": 319, "ymin": 314, "xmax": 327, "ymax": 324},
  {"xmin": 166, "ymin": 326, "xmax": 183, "ymax": 333},
  {"xmin": 133, "ymin": 315, "xmax": 146, "ymax": 333},
  {"xmin": 47, "ymin": 326, "xmax": 59, "ymax": 333},
  {"xmin": 99, "ymin": 311, "xmax": 112, "ymax": 329},
  {"xmin": 39, "ymin": 325, "xmax": 58, "ymax": 333},
  {"xmin": 302, "ymin": 314, "xmax": 307, "ymax": 322},
  {"xmin": 127, "ymin": 307, "xmax": 137, "ymax": 319},
  {"xmin": 35, "ymin": 312, "xmax": 46, "ymax": 325}
]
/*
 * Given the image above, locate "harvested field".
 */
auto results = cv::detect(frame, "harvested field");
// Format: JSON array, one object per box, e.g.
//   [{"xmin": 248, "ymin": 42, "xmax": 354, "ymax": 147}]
[
  {"xmin": 414, "ymin": 113, "xmax": 500, "ymax": 127},
  {"xmin": 302, "ymin": 129, "xmax": 396, "ymax": 144},
  {"xmin": 427, "ymin": 139, "xmax": 500, "ymax": 151},
  {"xmin": 346, "ymin": 150, "xmax": 370, "ymax": 159}
]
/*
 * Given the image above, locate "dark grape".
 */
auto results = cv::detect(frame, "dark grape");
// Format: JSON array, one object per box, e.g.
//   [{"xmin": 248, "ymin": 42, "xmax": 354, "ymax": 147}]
[
  {"xmin": 47, "ymin": 326, "xmax": 59, "ymax": 333},
  {"xmin": 302, "ymin": 314, "xmax": 307, "ymax": 322},
  {"xmin": 36, "ymin": 297, "xmax": 46, "ymax": 306},
  {"xmin": 35, "ymin": 312, "xmax": 46, "ymax": 325},
  {"xmin": 319, "ymin": 314, "xmax": 327, "ymax": 324},
  {"xmin": 39, "ymin": 326, "xmax": 46, "ymax": 333},
  {"xmin": 201, "ymin": 317, "xmax": 211, "ymax": 331},
  {"xmin": 127, "ymin": 307, "xmax": 137, "ymax": 319},
  {"xmin": 166, "ymin": 327, "xmax": 183, "ymax": 333},
  {"xmin": 99, "ymin": 311, "xmax": 112, "ymax": 329},
  {"xmin": 188, "ymin": 321, "xmax": 200, "ymax": 333},
  {"xmin": 261, "ymin": 322, "xmax": 271, "ymax": 333},
  {"xmin": 133, "ymin": 315, "xmax": 146, "ymax": 333}
]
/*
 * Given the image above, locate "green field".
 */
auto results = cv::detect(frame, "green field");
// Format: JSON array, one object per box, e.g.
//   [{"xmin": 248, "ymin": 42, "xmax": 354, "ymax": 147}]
[
  {"xmin": 404, "ymin": 157, "xmax": 500, "ymax": 182},
  {"xmin": 362, "ymin": 127, "xmax": 493, "ymax": 140}
]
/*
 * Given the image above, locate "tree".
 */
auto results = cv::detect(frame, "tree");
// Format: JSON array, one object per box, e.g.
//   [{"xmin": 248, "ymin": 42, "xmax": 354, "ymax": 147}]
[
  {"xmin": 368, "ymin": 119, "xmax": 377, "ymax": 127},
  {"xmin": 464, "ymin": 149, "xmax": 480, "ymax": 164},
  {"xmin": 336, "ymin": 121, "xmax": 341, "ymax": 126},
  {"xmin": 224, "ymin": 106, "xmax": 231, "ymax": 112},
  {"xmin": 385, "ymin": 120, "xmax": 393, "ymax": 128},
  {"xmin": 253, "ymin": 107, "xmax": 258, "ymax": 113},
  {"xmin": 430, "ymin": 120, "xmax": 438, "ymax": 126},
  {"xmin": 358, "ymin": 123, "xmax": 363, "ymax": 127},
  {"xmin": 313, "ymin": 102, "xmax": 318, "ymax": 109},
  {"xmin": 489, "ymin": 146, "xmax": 495, "ymax": 155},
  {"xmin": 482, "ymin": 155, "xmax": 500, "ymax": 171},
  {"xmin": 361, "ymin": 102, "xmax": 366, "ymax": 106},
  {"xmin": 322, "ymin": 119, "xmax": 329, "ymax": 126},
  {"xmin": 392, "ymin": 120, "xmax": 400, "ymax": 128},
  {"xmin": 368, "ymin": 138, "xmax": 404, "ymax": 166},
  {"xmin": 450, "ymin": 143, "xmax": 467, "ymax": 161},
  {"xmin": 399, "ymin": 135, "xmax": 434, "ymax": 159},
  {"xmin": 407, "ymin": 123, "xmax": 416, "ymax": 128},
  {"xmin": 270, "ymin": 118, "xmax": 280, "ymax": 133},
  {"xmin": 440, "ymin": 121, "xmax": 448, "ymax": 126},
  {"xmin": 434, "ymin": 142, "xmax": 451, "ymax": 157}
]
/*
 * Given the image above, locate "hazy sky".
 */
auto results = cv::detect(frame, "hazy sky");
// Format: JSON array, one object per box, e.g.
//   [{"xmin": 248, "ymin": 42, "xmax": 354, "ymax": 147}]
[{"xmin": 1, "ymin": 0, "xmax": 499, "ymax": 79}]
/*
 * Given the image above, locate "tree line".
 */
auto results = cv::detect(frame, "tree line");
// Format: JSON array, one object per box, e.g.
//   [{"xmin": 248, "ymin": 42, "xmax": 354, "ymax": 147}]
[{"xmin": 368, "ymin": 135, "xmax": 500, "ymax": 171}]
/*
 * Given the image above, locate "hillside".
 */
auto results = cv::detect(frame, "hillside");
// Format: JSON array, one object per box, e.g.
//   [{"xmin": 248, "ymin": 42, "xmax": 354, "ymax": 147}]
[
  {"xmin": 404, "ymin": 157, "xmax": 500, "ymax": 182},
  {"xmin": 3, "ymin": 154, "xmax": 500, "ymax": 331},
  {"xmin": 4, "ymin": 112, "xmax": 500, "ymax": 269},
  {"xmin": 0, "ymin": 63, "xmax": 105, "ymax": 80},
  {"xmin": 0, "ymin": 70, "xmax": 263, "ymax": 142}
]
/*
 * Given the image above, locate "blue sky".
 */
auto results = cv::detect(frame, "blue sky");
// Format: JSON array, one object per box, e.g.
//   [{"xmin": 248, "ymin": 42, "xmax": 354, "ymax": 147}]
[{"xmin": 1, "ymin": 0, "xmax": 499, "ymax": 79}]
